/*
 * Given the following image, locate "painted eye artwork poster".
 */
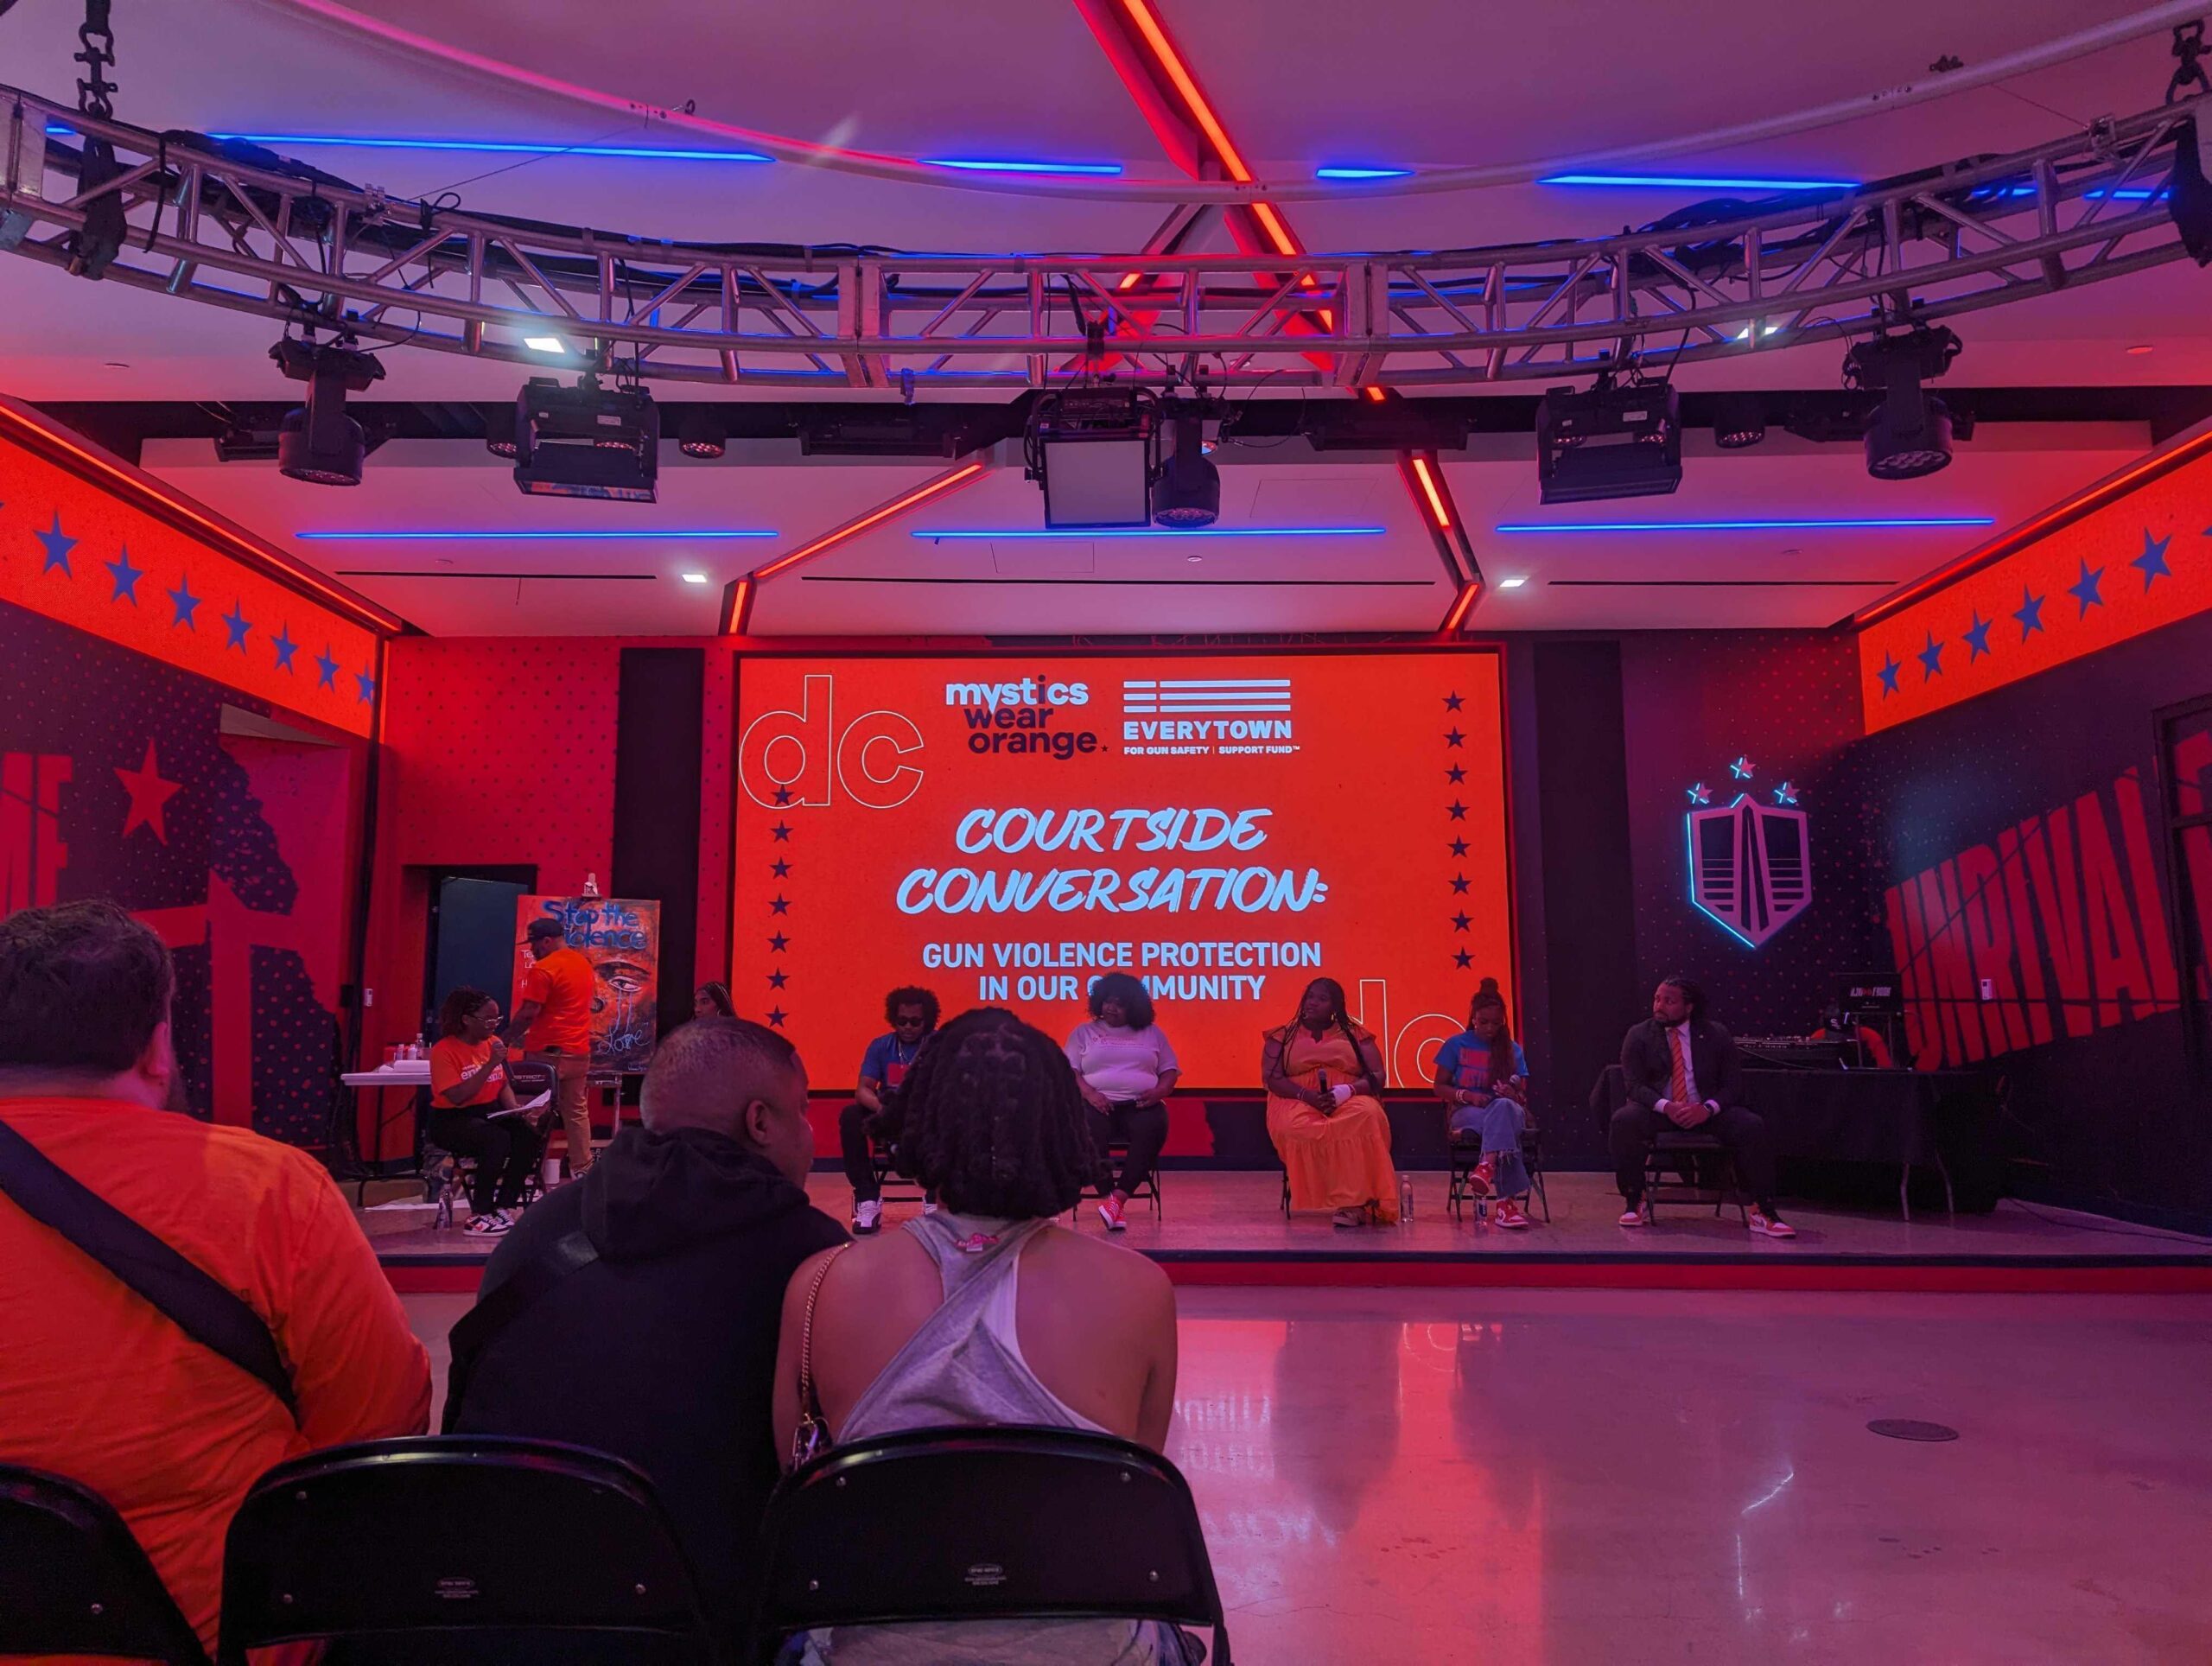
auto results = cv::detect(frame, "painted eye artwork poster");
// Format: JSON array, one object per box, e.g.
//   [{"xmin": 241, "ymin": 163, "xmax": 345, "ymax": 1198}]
[{"xmin": 513, "ymin": 894, "xmax": 662, "ymax": 1071}]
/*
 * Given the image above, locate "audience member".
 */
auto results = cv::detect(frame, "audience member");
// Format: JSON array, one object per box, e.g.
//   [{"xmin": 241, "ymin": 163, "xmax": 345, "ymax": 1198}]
[
  {"xmin": 0, "ymin": 900, "xmax": 429, "ymax": 1654},
  {"xmin": 1613, "ymin": 976, "xmax": 1796, "ymax": 1239},
  {"xmin": 1262, "ymin": 976, "xmax": 1399, "ymax": 1227},
  {"xmin": 1432, "ymin": 978, "xmax": 1535, "ymax": 1229},
  {"xmin": 774, "ymin": 1007, "xmax": 1180, "ymax": 1663},
  {"xmin": 446, "ymin": 1014, "xmax": 843, "ymax": 1651},
  {"xmin": 428, "ymin": 986, "xmax": 545, "ymax": 1236},
  {"xmin": 507, "ymin": 915, "xmax": 597, "ymax": 1177},
  {"xmin": 838, "ymin": 986, "xmax": 939, "ymax": 1235},
  {"xmin": 1811, "ymin": 1003, "xmax": 1894, "ymax": 1068},
  {"xmin": 694, "ymin": 981, "xmax": 737, "ymax": 1019},
  {"xmin": 1065, "ymin": 971, "xmax": 1179, "ymax": 1231}
]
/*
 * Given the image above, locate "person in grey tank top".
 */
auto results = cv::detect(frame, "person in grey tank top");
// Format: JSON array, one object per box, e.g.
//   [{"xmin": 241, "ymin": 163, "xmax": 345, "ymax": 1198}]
[{"xmin": 774, "ymin": 1008, "xmax": 1187, "ymax": 1665}]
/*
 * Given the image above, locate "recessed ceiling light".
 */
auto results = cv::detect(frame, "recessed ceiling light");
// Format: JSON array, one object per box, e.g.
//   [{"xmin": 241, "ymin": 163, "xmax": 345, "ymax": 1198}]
[
  {"xmin": 1185, "ymin": 554, "xmax": 1203, "ymax": 563},
  {"xmin": 2126, "ymin": 343, "xmax": 2156, "ymax": 355},
  {"xmin": 680, "ymin": 572, "xmax": 710, "ymax": 584},
  {"xmin": 1497, "ymin": 575, "xmax": 1529, "ymax": 588},
  {"xmin": 103, "ymin": 359, "xmax": 130, "ymax": 369},
  {"xmin": 524, "ymin": 336, "xmax": 566, "ymax": 353}
]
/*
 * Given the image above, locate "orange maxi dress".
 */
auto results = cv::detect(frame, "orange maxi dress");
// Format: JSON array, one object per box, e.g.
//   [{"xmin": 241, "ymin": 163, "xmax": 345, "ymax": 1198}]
[{"xmin": 1265, "ymin": 1021, "xmax": 1401, "ymax": 1223}]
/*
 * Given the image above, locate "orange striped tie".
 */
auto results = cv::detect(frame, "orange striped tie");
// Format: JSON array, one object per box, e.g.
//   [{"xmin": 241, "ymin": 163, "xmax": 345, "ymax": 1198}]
[{"xmin": 1666, "ymin": 1028, "xmax": 1689, "ymax": 1103}]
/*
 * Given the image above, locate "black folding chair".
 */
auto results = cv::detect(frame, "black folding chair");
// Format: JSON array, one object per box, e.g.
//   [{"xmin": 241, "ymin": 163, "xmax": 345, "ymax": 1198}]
[
  {"xmin": 1081, "ymin": 1140, "xmax": 1163, "ymax": 1222},
  {"xmin": 216, "ymin": 1436, "xmax": 718, "ymax": 1665},
  {"xmin": 1446, "ymin": 1123, "xmax": 1550, "ymax": 1222},
  {"xmin": 753, "ymin": 1427, "xmax": 1230, "ymax": 1664},
  {"xmin": 0, "ymin": 1464, "xmax": 209, "ymax": 1664},
  {"xmin": 1644, "ymin": 1130, "xmax": 1750, "ymax": 1227}
]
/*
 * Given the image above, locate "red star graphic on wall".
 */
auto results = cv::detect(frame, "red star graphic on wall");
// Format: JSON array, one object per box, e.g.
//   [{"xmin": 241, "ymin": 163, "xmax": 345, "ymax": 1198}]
[{"xmin": 114, "ymin": 741, "xmax": 182, "ymax": 843}]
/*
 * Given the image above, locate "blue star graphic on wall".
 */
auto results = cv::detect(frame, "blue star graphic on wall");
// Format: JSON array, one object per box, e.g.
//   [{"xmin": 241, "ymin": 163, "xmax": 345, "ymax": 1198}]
[
  {"xmin": 766, "ymin": 970, "xmax": 788, "ymax": 989},
  {"xmin": 1452, "ymin": 950, "xmax": 1473, "ymax": 969},
  {"xmin": 2131, "ymin": 529, "xmax": 2172, "ymax": 589},
  {"xmin": 1445, "ymin": 764, "xmax": 1465, "ymax": 784},
  {"xmin": 1450, "ymin": 912, "xmax": 1471, "ymax": 932},
  {"xmin": 1449, "ymin": 874, "xmax": 1471, "ymax": 893},
  {"xmin": 1448, "ymin": 837, "xmax": 1469, "ymax": 857},
  {"xmin": 1917, "ymin": 632, "xmax": 1945, "ymax": 679},
  {"xmin": 313, "ymin": 647, "xmax": 340, "ymax": 689},
  {"xmin": 354, "ymin": 668, "xmax": 377, "ymax": 703},
  {"xmin": 769, "ymin": 894, "xmax": 791, "ymax": 915},
  {"xmin": 105, "ymin": 545, "xmax": 144, "ymax": 604},
  {"xmin": 772, "ymin": 785, "xmax": 792, "ymax": 805},
  {"xmin": 1729, "ymin": 755, "xmax": 1754, "ymax": 779},
  {"xmin": 1961, "ymin": 611, "xmax": 1993, "ymax": 660},
  {"xmin": 166, "ymin": 575, "xmax": 201, "ymax": 629},
  {"xmin": 1442, "ymin": 691, "xmax": 1463, "ymax": 711},
  {"xmin": 1876, "ymin": 653, "xmax": 1902, "ymax": 696},
  {"xmin": 221, "ymin": 601, "xmax": 252, "ymax": 652},
  {"xmin": 1772, "ymin": 780, "xmax": 1798, "ymax": 806},
  {"xmin": 2013, "ymin": 587, "xmax": 2045, "ymax": 640},
  {"xmin": 766, "ymin": 1008, "xmax": 788, "ymax": 1029},
  {"xmin": 2067, "ymin": 558, "xmax": 2105, "ymax": 617},
  {"xmin": 770, "ymin": 858, "xmax": 791, "ymax": 878},
  {"xmin": 35, "ymin": 512, "xmax": 75, "ymax": 575},
  {"xmin": 270, "ymin": 626, "xmax": 298, "ymax": 671},
  {"xmin": 767, "ymin": 933, "xmax": 789, "ymax": 954},
  {"xmin": 1446, "ymin": 801, "xmax": 1467, "ymax": 821},
  {"xmin": 1686, "ymin": 782, "xmax": 1710, "ymax": 805},
  {"xmin": 770, "ymin": 822, "xmax": 792, "ymax": 842},
  {"xmin": 1443, "ymin": 728, "xmax": 1465, "ymax": 748}
]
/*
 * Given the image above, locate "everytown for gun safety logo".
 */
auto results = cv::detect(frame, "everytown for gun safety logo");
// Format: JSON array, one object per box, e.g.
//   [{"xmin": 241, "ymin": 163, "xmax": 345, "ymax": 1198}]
[{"xmin": 940, "ymin": 673, "xmax": 1300, "ymax": 760}]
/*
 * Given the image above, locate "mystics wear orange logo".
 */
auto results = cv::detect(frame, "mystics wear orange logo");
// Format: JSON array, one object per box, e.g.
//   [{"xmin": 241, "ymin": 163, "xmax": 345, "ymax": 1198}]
[{"xmin": 733, "ymin": 652, "xmax": 1515, "ymax": 1091}]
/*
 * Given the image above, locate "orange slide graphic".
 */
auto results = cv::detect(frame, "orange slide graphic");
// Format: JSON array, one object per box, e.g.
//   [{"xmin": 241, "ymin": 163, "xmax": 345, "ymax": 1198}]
[{"xmin": 732, "ymin": 652, "xmax": 1513, "ymax": 1088}]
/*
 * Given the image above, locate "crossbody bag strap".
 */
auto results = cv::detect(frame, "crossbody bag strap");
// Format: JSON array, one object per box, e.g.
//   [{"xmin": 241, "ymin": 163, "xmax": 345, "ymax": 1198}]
[
  {"xmin": 789, "ymin": 1242, "xmax": 854, "ymax": 1469},
  {"xmin": 0, "ymin": 1115, "xmax": 297, "ymax": 1419}
]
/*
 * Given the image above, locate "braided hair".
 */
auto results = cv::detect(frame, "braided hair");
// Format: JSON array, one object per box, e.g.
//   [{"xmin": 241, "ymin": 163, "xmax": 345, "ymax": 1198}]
[
  {"xmin": 898, "ymin": 1007, "xmax": 1097, "ymax": 1218},
  {"xmin": 1278, "ymin": 977, "xmax": 1368, "ymax": 1078},
  {"xmin": 1466, "ymin": 976, "xmax": 1517, "ymax": 1084},
  {"xmin": 437, "ymin": 986, "xmax": 496, "ymax": 1040}
]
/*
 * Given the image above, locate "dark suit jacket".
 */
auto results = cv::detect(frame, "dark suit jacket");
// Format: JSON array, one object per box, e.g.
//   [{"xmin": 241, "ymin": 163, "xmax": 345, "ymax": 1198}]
[{"xmin": 1620, "ymin": 1017, "xmax": 1746, "ymax": 1111}]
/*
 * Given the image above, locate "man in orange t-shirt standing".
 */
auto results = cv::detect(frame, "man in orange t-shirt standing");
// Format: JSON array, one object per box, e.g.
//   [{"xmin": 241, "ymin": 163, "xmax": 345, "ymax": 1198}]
[
  {"xmin": 510, "ymin": 915, "xmax": 599, "ymax": 1177},
  {"xmin": 0, "ymin": 900, "xmax": 430, "ymax": 1656}
]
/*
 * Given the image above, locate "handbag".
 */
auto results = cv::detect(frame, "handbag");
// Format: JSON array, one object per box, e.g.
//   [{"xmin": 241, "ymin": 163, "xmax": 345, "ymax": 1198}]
[
  {"xmin": 788, "ymin": 1243, "xmax": 854, "ymax": 1468},
  {"xmin": 0, "ymin": 1115, "xmax": 297, "ymax": 1418}
]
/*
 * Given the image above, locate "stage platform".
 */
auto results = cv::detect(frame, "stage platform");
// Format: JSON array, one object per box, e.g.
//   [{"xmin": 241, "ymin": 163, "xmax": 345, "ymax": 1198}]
[{"xmin": 364, "ymin": 1170, "xmax": 2212, "ymax": 1294}]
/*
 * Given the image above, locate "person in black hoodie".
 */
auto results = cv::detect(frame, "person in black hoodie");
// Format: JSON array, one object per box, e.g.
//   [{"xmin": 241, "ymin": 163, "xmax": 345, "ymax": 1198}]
[{"xmin": 446, "ymin": 1014, "xmax": 844, "ymax": 1649}]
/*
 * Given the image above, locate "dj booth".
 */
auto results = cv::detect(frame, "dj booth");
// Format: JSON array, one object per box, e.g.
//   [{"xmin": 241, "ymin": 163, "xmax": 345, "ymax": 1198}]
[{"xmin": 1592, "ymin": 1060, "xmax": 1994, "ymax": 1220}]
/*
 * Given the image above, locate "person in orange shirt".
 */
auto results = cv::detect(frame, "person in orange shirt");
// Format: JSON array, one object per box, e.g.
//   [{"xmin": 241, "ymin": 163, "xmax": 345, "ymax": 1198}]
[
  {"xmin": 429, "ymin": 986, "xmax": 546, "ymax": 1236},
  {"xmin": 0, "ymin": 900, "xmax": 429, "ymax": 1656},
  {"xmin": 508, "ymin": 915, "xmax": 599, "ymax": 1178}
]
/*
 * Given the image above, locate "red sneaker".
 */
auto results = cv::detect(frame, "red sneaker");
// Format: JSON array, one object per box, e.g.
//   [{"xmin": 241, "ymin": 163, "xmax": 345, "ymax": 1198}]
[
  {"xmin": 1618, "ymin": 1200, "xmax": 1651, "ymax": 1228},
  {"xmin": 1096, "ymin": 1196, "xmax": 1128, "ymax": 1232},
  {"xmin": 1748, "ymin": 1207, "xmax": 1797, "ymax": 1240},
  {"xmin": 1492, "ymin": 1198, "xmax": 1532, "ymax": 1229},
  {"xmin": 1461, "ymin": 1155, "xmax": 1495, "ymax": 1199}
]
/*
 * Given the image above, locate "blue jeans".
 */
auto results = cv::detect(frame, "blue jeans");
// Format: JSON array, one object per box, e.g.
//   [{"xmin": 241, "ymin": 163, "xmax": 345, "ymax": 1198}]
[{"xmin": 1449, "ymin": 1095, "xmax": 1529, "ymax": 1196}]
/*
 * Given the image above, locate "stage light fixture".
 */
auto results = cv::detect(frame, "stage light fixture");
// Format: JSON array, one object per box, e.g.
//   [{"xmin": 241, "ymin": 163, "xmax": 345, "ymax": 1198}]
[
  {"xmin": 1712, "ymin": 392, "xmax": 1767, "ymax": 449},
  {"xmin": 270, "ymin": 335, "xmax": 385, "ymax": 487},
  {"xmin": 677, "ymin": 410, "xmax": 727, "ymax": 460},
  {"xmin": 1152, "ymin": 406, "xmax": 1220, "ymax": 528},
  {"xmin": 1844, "ymin": 325, "xmax": 1962, "ymax": 480},
  {"xmin": 2169, "ymin": 116, "xmax": 2212, "ymax": 264},
  {"xmin": 1535, "ymin": 378, "xmax": 1682, "ymax": 504},
  {"xmin": 1024, "ymin": 386, "xmax": 1157, "ymax": 529},
  {"xmin": 512, "ymin": 374, "xmax": 659, "ymax": 502}
]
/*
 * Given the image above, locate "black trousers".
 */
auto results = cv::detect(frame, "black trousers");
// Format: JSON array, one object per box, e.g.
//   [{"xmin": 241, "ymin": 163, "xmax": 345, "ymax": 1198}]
[
  {"xmin": 840, "ymin": 1100, "xmax": 882, "ymax": 1201},
  {"xmin": 1087, "ymin": 1100, "xmax": 1168, "ymax": 1197},
  {"xmin": 429, "ymin": 1108, "xmax": 545, "ymax": 1212},
  {"xmin": 1611, "ymin": 1103, "xmax": 1777, "ymax": 1211}
]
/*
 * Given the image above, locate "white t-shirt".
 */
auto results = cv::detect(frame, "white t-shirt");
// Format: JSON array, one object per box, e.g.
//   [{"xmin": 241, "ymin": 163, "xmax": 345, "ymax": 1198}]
[{"xmin": 1064, "ymin": 1021, "xmax": 1179, "ymax": 1101}]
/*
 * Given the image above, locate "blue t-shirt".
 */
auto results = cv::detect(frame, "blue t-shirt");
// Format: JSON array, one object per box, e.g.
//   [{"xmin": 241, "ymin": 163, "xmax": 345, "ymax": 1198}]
[
  {"xmin": 1434, "ymin": 1033, "xmax": 1529, "ymax": 1098},
  {"xmin": 859, "ymin": 1031, "xmax": 924, "ymax": 1091}
]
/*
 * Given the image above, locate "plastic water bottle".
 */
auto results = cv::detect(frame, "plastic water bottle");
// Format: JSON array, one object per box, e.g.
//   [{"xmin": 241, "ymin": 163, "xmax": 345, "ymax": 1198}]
[{"xmin": 1398, "ymin": 1174, "xmax": 1414, "ymax": 1223}]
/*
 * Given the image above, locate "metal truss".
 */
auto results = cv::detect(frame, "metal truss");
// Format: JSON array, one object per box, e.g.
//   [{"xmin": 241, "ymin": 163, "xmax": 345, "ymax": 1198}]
[{"xmin": 2, "ymin": 86, "xmax": 2204, "ymax": 390}]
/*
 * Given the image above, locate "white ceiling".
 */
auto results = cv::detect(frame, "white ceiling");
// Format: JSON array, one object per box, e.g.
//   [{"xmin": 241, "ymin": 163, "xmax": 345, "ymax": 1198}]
[{"xmin": 0, "ymin": 0, "xmax": 2202, "ymax": 634}]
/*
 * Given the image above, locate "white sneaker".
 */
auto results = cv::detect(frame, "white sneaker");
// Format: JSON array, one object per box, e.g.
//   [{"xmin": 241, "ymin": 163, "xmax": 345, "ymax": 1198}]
[
  {"xmin": 853, "ymin": 1199, "xmax": 883, "ymax": 1236},
  {"xmin": 1618, "ymin": 1200, "xmax": 1651, "ymax": 1228},
  {"xmin": 466, "ymin": 1209, "xmax": 512, "ymax": 1236}
]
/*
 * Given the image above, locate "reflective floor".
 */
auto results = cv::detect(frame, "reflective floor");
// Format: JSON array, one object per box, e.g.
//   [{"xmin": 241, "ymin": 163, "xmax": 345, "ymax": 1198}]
[{"xmin": 403, "ymin": 1289, "xmax": 2212, "ymax": 1663}]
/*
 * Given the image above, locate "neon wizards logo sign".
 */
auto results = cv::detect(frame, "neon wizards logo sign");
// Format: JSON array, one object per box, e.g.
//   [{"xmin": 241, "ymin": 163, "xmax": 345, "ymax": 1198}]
[{"xmin": 1684, "ymin": 758, "xmax": 1810, "ymax": 948}]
